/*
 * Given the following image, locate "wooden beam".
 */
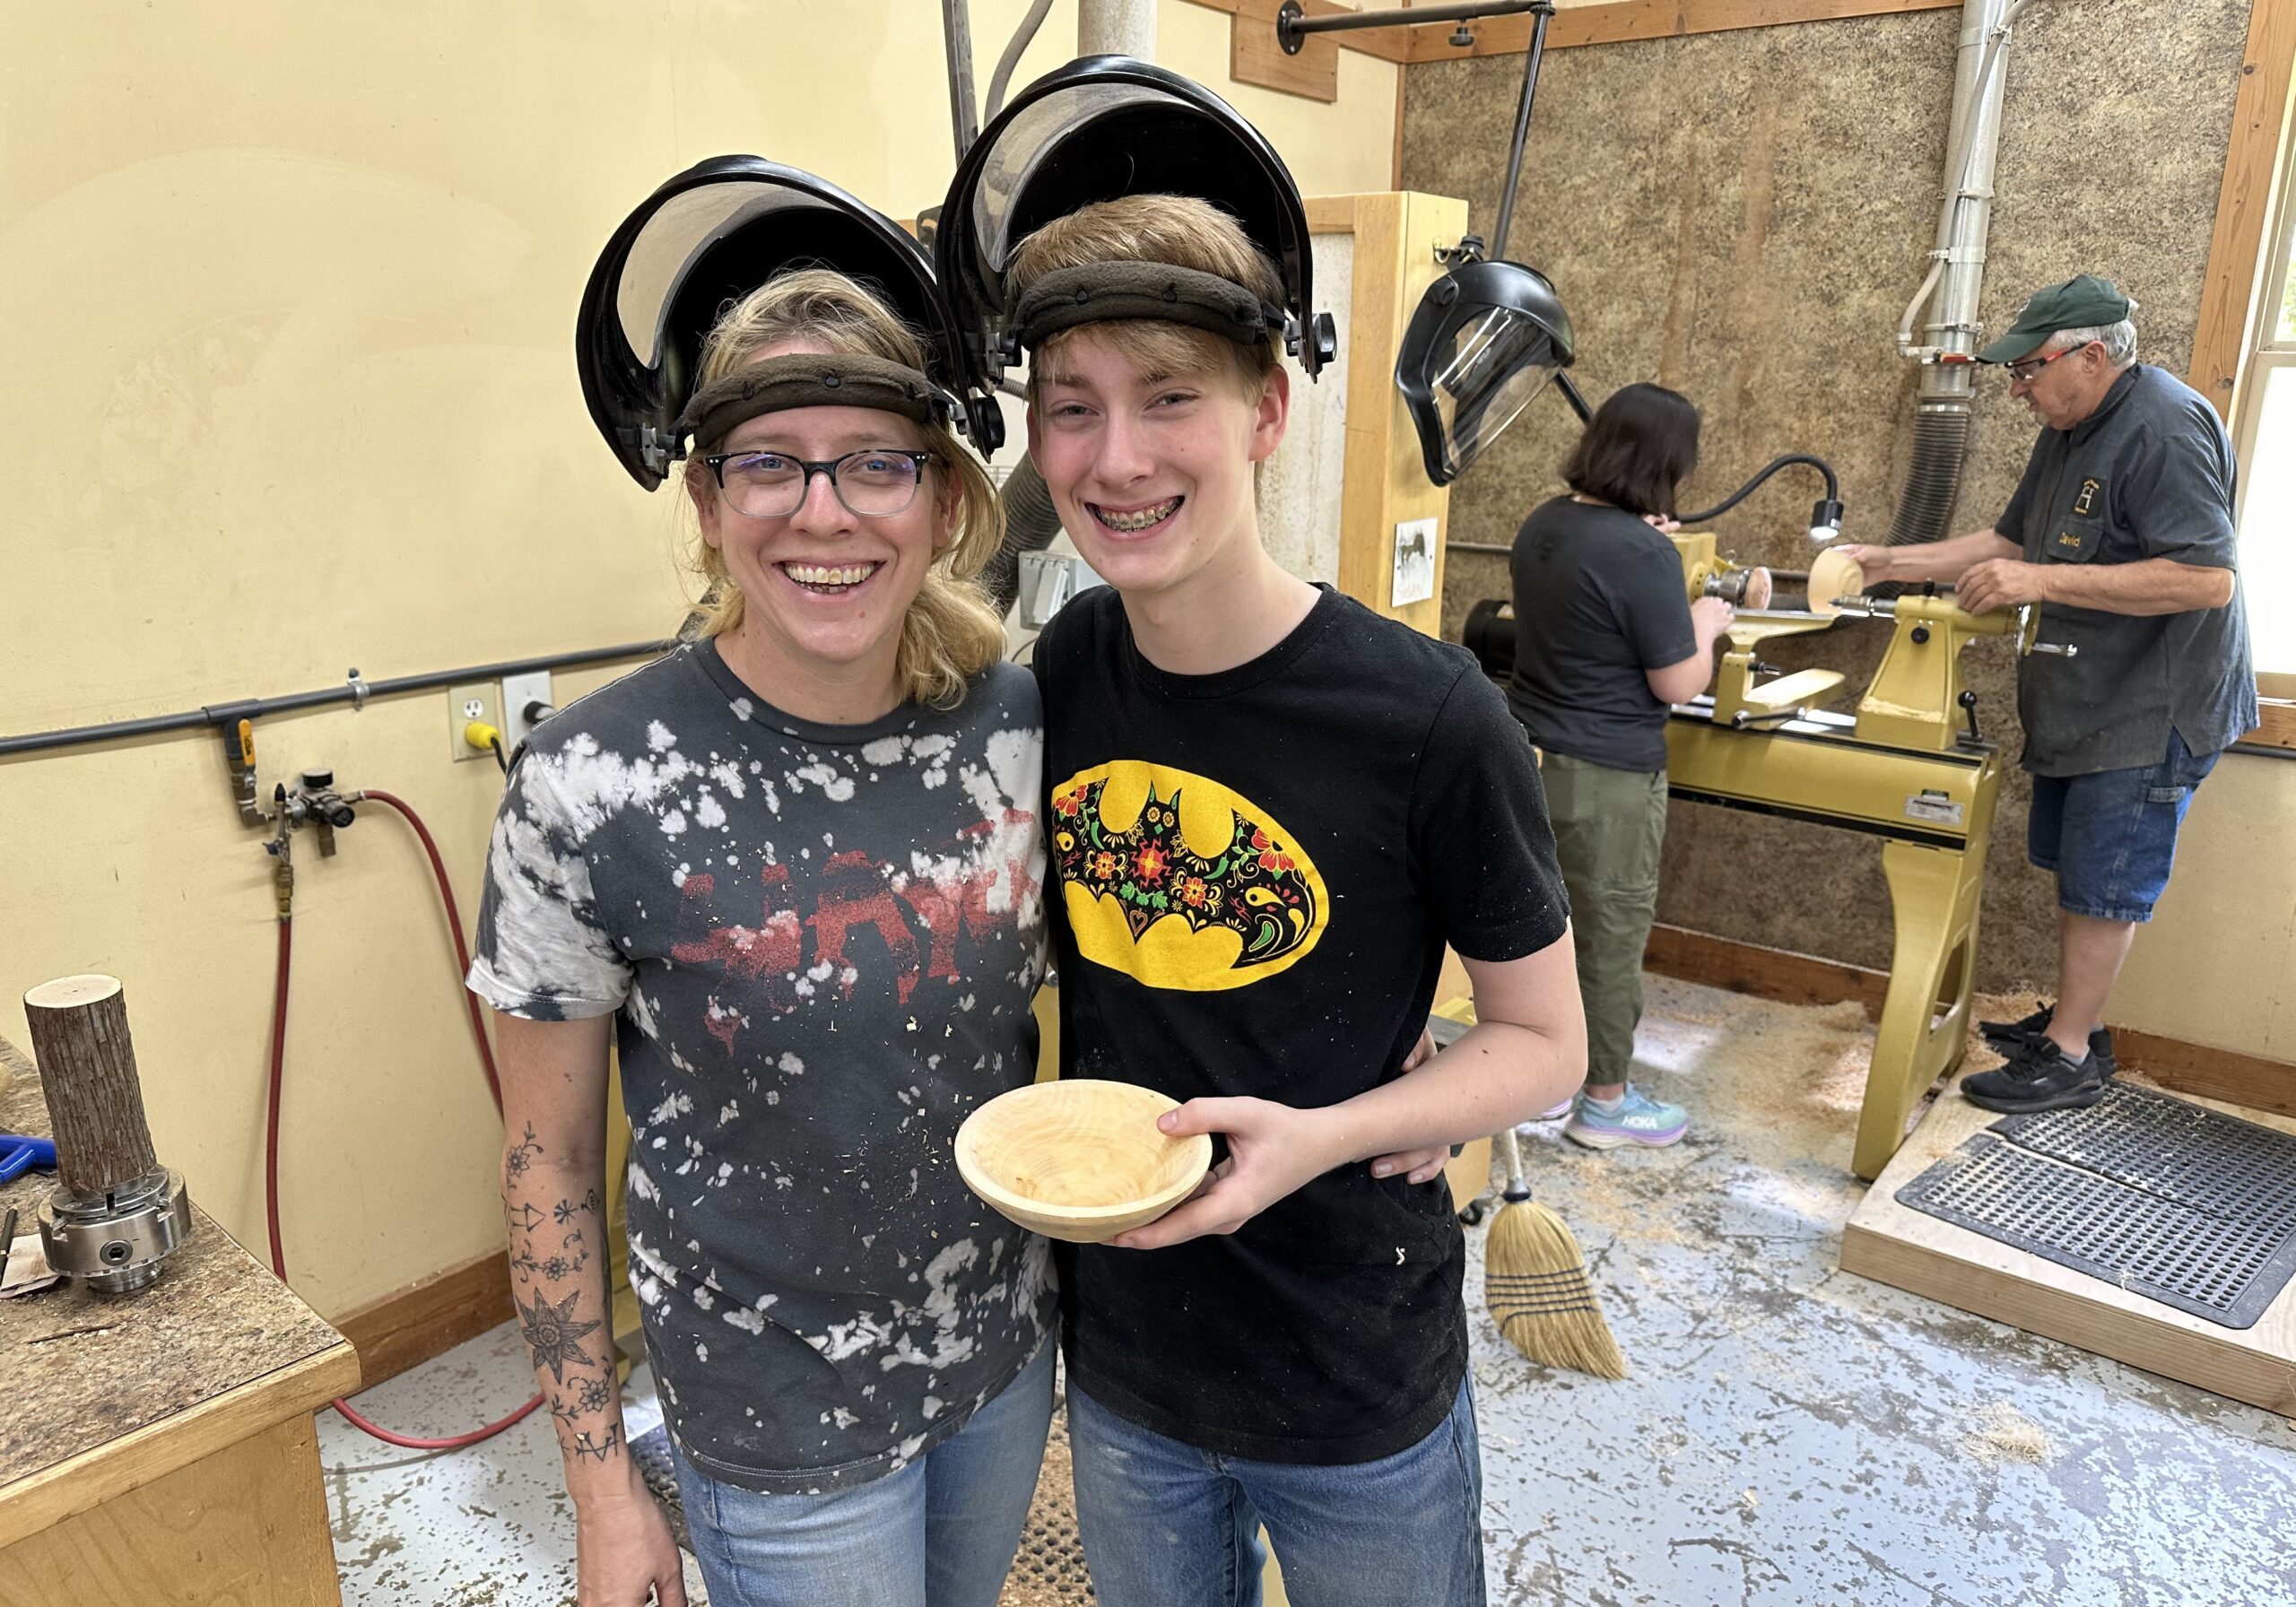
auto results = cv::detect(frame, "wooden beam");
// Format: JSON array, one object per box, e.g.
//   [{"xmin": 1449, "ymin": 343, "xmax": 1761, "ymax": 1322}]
[
  {"xmin": 2113, "ymin": 1027, "xmax": 2296, "ymax": 1119},
  {"xmin": 1643, "ymin": 921, "xmax": 1888, "ymax": 1016},
  {"xmin": 1305, "ymin": 193, "xmax": 1361, "ymax": 233},
  {"xmin": 1333, "ymin": 191, "xmax": 1471, "ymax": 634},
  {"xmin": 1401, "ymin": 0, "xmax": 1961, "ymax": 62},
  {"xmin": 1185, "ymin": 0, "xmax": 1413, "ymax": 65},
  {"xmin": 1231, "ymin": 0, "xmax": 1343, "ymax": 99},
  {"xmin": 2187, "ymin": 0, "xmax": 2296, "ymax": 418},
  {"xmin": 331, "ymin": 1245, "xmax": 513, "ymax": 1391}
]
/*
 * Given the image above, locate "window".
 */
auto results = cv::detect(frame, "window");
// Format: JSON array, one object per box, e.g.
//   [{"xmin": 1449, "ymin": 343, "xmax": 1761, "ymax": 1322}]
[{"xmin": 2233, "ymin": 125, "xmax": 2296, "ymax": 697}]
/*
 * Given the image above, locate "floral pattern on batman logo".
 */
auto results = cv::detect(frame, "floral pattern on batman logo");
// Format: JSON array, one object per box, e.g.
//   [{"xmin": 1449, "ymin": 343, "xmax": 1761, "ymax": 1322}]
[{"xmin": 1049, "ymin": 760, "xmax": 1327, "ymax": 992}]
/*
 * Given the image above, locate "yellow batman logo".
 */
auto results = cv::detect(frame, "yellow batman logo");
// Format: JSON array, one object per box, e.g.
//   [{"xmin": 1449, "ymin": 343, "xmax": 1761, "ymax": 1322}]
[{"xmin": 1050, "ymin": 761, "xmax": 1328, "ymax": 992}]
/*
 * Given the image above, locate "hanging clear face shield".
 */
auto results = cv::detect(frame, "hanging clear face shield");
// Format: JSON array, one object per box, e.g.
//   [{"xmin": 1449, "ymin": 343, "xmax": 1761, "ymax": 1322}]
[{"xmin": 1395, "ymin": 256, "xmax": 1578, "ymax": 488}]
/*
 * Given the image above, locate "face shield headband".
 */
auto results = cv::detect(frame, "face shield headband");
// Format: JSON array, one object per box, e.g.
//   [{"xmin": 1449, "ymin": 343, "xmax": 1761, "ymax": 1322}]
[
  {"xmin": 1005, "ymin": 263, "xmax": 1288, "ymax": 363},
  {"xmin": 669, "ymin": 352, "xmax": 956, "ymax": 457}
]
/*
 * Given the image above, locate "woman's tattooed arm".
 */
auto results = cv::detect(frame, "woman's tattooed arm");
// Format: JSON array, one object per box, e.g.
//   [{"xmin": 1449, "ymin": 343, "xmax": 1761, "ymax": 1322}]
[{"xmin": 506, "ymin": 1138, "xmax": 623, "ymax": 1466}]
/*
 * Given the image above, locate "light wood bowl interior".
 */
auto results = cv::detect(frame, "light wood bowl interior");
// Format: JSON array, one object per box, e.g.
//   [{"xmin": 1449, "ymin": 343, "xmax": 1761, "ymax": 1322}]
[{"xmin": 955, "ymin": 1080, "xmax": 1213, "ymax": 1244}]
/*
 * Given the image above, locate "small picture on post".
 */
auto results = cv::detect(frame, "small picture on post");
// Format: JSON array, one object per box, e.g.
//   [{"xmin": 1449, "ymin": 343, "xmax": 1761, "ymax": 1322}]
[{"xmin": 1392, "ymin": 517, "xmax": 1436, "ymax": 607}]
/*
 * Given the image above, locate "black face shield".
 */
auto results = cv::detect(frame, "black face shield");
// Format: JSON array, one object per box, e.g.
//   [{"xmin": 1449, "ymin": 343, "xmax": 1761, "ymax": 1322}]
[
  {"xmin": 934, "ymin": 56, "xmax": 1335, "ymax": 382},
  {"xmin": 1395, "ymin": 258, "xmax": 1576, "ymax": 488},
  {"xmin": 577, "ymin": 157, "xmax": 999, "ymax": 489}
]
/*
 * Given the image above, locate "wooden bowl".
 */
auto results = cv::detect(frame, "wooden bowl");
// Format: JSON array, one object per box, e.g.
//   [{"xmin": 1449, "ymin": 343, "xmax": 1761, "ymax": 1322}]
[
  {"xmin": 955, "ymin": 1080, "xmax": 1213, "ymax": 1244},
  {"xmin": 1807, "ymin": 545, "xmax": 1866, "ymax": 618}
]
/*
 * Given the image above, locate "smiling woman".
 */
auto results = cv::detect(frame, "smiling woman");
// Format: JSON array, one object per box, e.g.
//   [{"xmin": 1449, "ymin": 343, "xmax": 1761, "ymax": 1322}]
[
  {"xmin": 467, "ymin": 161, "xmax": 1059, "ymax": 1607},
  {"xmin": 679, "ymin": 274, "xmax": 1008, "ymax": 723}
]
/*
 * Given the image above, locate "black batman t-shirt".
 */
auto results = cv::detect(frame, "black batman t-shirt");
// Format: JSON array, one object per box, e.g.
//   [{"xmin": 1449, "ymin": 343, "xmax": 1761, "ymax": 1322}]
[{"xmin": 1034, "ymin": 585, "xmax": 1568, "ymax": 1464}]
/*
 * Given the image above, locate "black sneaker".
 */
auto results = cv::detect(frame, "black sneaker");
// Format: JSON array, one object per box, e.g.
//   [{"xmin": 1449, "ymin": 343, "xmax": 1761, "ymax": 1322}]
[
  {"xmin": 1961, "ymin": 1033, "xmax": 2107, "ymax": 1115},
  {"xmin": 1979, "ymin": 998, "xmax": 2115, "ymax": 1077}
]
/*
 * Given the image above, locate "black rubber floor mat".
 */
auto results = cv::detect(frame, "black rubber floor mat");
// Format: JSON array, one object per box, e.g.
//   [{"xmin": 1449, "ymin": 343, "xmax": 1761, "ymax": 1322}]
[
  {"xmin": 1895, "ymin": 1081, "xmax": 2296, "ymax": 1329},
  {"xmin": 630, "ymin": 1422, "xmax": 691, "ymax": 1553}
]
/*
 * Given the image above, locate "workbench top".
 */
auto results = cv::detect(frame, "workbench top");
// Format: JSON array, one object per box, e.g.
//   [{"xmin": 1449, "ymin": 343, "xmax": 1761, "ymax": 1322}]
[{"xmin": 0, "ymin": 1051, "xmax": 359, "ymax": 1549}]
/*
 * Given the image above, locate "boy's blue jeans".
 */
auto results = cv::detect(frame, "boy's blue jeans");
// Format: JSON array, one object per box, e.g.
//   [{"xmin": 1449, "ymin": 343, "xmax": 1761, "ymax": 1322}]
[
  {"xmin": 1065, "ymin": 1373, "xmax": 1486, "ymax": 1607},
  {"xmin": 667, "ymin": 1338, "xmax": 1054, "ymax": 1607}
]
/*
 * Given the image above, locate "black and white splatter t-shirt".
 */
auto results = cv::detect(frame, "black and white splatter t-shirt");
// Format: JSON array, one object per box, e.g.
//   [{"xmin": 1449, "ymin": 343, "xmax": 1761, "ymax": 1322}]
[{"xmin": 468, "ymin": 641, "xmax": 1054, "ymax": 1494}]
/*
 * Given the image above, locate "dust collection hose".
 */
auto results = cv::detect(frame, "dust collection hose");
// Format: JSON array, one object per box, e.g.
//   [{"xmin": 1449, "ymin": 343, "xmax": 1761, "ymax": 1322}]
[
  {"xmin": 1883, "ymin": 404, "xmax": 1971, "ymax": 548},
  {"xmin": 981, "ymin": 456, "xmax": 1064, "ymax": 617},
  {"xmin": 265, "ymin": 788, "xmax": 544, "ymax": 1450}
]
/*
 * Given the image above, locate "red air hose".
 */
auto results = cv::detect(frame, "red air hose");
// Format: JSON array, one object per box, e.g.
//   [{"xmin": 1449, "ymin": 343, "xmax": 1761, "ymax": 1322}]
[{"xmin": 264, "ymin": 790, "xmax": 544, "ymax": 1449}]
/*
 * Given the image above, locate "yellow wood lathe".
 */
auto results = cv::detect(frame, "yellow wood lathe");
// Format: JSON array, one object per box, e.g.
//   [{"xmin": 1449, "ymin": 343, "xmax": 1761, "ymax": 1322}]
[
  {"xmin": 1463, "ymin": 541, "xmax": 2074, "ymax": 1179},
  {"xmin": 1663, "ymin": 543, "xmax": 2074, "ymax": 1177}
]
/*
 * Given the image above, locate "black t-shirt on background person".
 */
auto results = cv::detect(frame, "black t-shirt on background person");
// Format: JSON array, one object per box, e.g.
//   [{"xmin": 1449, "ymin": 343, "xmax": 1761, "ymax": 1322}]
[
  {"xmin": 1033, "ymin": 585, "xmax": 1569, "ymax": 1465},
  {"xmin": 1507, "ymin": 495, "xmax": 1699, "ymax": 771}
]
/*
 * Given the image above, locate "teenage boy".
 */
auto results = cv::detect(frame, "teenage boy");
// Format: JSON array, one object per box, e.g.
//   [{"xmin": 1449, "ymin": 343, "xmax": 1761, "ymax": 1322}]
[{"xmin": 1015, "ymin": 193, "xmax": 1587, "ymax": 1606}]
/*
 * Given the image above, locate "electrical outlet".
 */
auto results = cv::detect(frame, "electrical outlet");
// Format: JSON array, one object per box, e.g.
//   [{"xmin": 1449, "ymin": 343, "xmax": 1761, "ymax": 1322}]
[
  {"xmin": 448, "ymin": 682, "xmax": 500, "ymax": 762},
  {"xmin": 500, "ymin": 670, "xmax": 553, "ymax": 751}
]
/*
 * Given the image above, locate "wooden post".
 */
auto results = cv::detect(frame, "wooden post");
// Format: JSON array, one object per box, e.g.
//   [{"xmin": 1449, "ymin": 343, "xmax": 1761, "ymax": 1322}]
[{"xmin": 22, "ymin": 975, "xmax": 161, "ymax": 1198}]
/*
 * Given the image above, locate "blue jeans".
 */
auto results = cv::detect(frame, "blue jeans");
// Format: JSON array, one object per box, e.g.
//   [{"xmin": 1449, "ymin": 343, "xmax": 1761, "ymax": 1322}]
[
  {"xmin": 1065, "ymin": 1374, "xmax": 1485, "ymax": 1607},
  {"xmin": 669, "ymin": 1339, "xmax": 1054, "ymax": 1607},
  {"xmin": 2028, "ymin": 731, "xmax": 2219, "ymax": 923}
]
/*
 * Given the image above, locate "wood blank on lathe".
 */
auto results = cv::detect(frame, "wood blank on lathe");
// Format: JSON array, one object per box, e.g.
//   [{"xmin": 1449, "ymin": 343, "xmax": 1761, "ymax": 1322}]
[{"xmin": 22, "ymin": 975, "xmax": 160, "ymax": 1197}]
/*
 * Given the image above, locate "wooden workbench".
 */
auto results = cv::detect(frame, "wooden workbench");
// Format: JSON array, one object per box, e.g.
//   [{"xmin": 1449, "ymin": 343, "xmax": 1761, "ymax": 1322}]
[{"xmin": 0, "ymin": 1055, "xmax": 361, "ymax": 1606}]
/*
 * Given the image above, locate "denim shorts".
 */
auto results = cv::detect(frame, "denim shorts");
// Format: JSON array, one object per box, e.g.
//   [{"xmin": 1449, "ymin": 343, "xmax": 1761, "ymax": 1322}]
[{"xmin": 2027, "ymin": 730, "xmax": 2218, "ymax": 924}]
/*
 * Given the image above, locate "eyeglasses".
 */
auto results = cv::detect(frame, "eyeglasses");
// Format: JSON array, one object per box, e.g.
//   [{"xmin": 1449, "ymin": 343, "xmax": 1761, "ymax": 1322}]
[
  {"xmin": 700, "ymin": 448, "xmax": 938, "ymax": 518},
  {"xmin": 2003, "ymin": 342, "xmax": 2093, "ymax": 385}
]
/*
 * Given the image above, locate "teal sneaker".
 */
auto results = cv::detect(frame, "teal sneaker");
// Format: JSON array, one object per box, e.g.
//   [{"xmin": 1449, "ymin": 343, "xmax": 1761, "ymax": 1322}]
[
  {"xmin": 1514, "ymin": 1095, "xmax": 1577, "ymax": 1136},
  {"xmin": 1564, "ymin": 1085, "xmax": 1689, "ymax": 1150}
]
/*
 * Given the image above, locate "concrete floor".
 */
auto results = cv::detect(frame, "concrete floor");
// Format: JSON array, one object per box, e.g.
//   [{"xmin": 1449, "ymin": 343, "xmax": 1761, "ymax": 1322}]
[{"xmin": 321, "ymin": 977, "xmax": 2296, "ymax": 1605}]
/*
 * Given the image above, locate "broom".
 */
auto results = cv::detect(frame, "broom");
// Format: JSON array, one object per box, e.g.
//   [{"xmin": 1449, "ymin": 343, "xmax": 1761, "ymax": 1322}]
[{"xmin": 1482, "ymin": 1125, "xmax": 1628, "ymax": 1378}]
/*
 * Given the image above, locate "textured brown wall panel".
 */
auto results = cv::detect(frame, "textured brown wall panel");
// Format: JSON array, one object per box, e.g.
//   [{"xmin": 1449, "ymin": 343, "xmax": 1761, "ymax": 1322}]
[{"xmin": 1404, "ymin": 0, "xmax": 2250, "ymax": 988}]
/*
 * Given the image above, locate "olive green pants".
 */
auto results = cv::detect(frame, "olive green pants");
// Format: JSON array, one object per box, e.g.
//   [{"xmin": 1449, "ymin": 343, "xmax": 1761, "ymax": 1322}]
[{"xmin": 1539, "ymin": 751, "xmax": 1668, "ymax": 1090}]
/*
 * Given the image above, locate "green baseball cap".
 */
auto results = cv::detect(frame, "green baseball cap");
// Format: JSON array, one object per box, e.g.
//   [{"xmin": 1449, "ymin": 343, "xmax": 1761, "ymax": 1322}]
[{"xmin": 1977, "ymin": 274, "xmax": 2132, "ymax": 363}]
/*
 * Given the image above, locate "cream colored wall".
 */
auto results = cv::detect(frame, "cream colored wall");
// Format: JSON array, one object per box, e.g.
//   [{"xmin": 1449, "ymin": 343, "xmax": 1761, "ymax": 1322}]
[
  {"xmin": 0, "ymin": 2, "xmax": 1399, "ymax": 1316},
  {"xmin": 2109, "ymin": 755, "xmax": 2296, "ymax": 1064}
]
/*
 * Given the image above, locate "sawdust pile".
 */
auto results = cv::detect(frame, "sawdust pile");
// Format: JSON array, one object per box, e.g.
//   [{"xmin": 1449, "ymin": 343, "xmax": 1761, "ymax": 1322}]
[{"xmin": 1963, "ymin": 1401, "xmax": 2055, "ymax": 1465}]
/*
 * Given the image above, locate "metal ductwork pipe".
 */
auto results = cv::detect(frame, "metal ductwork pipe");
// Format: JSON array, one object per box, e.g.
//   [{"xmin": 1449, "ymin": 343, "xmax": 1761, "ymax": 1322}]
[
  {"xmin": 1886, "ymin": 0, "xmax": 2038, "ymax": 547},
  {"xmin": 1080, "ymin": 0, "xmax": 1155, "ymax": 58}
]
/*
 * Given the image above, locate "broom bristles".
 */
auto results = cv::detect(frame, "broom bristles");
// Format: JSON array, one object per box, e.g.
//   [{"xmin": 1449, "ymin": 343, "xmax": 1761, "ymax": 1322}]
[{"xmin": 1483, "ymin": 1199, "xmax": 1628, "ymax": 1380}]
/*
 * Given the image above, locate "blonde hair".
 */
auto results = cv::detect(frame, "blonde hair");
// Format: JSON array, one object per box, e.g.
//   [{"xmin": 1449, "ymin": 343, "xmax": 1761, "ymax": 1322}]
[
  {"xmin": 681, "ymin": 268, "xmax": 1007, "ymax": 709},
  {"xmin": 1009, "ymin": 195, "xmax": 1284, "ymax": 401}
]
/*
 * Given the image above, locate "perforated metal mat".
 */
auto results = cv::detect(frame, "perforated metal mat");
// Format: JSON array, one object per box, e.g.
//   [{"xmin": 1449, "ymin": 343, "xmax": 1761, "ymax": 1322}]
[{"xmin": 1895, "ymin": 1081, "xmax": 2296, "ymax": 1329}]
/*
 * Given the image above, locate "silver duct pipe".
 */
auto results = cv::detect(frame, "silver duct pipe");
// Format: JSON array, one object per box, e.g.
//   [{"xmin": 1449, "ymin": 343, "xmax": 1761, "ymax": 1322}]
[
  {"xmin": 1080, "ymin": 0, "xmax": 1156, "ymax": 59},
  {"xmin": 942, "ymin": 0, "xmax": 980, "ymax": 163},
  {"xmin": 1885, "ymin": 0, "xmax": 2044, "ymax": 547}
]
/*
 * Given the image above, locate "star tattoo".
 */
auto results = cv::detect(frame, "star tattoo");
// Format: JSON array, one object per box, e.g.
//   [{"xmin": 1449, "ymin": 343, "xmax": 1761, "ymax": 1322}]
[{"xmin": 516, "ymin": 1287, "xmax": 603, "ymax": 1384}]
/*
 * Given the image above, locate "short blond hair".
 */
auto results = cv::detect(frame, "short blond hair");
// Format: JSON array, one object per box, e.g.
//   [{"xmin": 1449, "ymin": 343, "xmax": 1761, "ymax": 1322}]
[
  {"xmin": 681, "ymin": 269, "xmax": 1006, "ymax": 709},
  {"xmin": 1009, "ymin": 195, "xmax": 1283, "ymax": 400}
]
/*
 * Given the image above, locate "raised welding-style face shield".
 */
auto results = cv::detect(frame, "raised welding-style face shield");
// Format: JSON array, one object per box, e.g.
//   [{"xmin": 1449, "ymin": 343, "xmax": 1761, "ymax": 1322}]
[
  {"xmin": 576, "ymin": 156, "xmax": 1001, "ymax": 489},
  {"xmin": 1395, "ymin": 257, "xmax": 1576, "ymax": 488},
  {"xmin": 935, "ymin": 56, "xmax": 1335, "ymax": 382}
]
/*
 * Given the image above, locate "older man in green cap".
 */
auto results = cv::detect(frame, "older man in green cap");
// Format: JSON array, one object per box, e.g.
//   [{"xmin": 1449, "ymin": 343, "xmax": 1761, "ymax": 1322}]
[{"xmin": 1841, "ymin": 274, "xmax": 2256, "ymax": 1115}]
